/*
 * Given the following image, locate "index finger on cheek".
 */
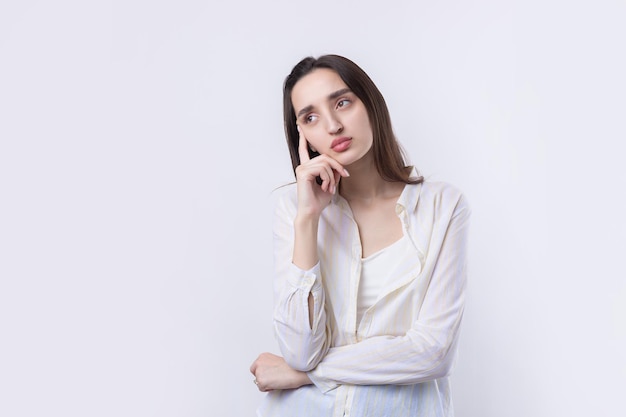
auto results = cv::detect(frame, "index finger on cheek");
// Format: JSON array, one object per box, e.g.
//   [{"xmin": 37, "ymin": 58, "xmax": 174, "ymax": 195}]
[{"xmin": 297, "ymin": 125, "xmax": 310, "ymax": 164}]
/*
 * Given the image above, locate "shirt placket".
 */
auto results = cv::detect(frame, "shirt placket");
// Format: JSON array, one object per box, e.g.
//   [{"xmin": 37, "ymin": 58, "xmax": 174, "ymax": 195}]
[{"xmin": 337, "ymin": 197, "xmax": 362, "ymax": 344}]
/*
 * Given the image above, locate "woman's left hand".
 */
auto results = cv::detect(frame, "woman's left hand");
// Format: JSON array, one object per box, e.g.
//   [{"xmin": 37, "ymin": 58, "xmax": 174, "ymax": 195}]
[{"xmin": 250, "ymin": 352, "xmax": 312, "ymax": 392}]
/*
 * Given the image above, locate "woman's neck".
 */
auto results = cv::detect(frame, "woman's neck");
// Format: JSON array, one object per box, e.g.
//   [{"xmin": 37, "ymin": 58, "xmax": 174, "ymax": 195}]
[{"xmin": 339, "ymin": 155, "xmax": 403, "ymax": 201}]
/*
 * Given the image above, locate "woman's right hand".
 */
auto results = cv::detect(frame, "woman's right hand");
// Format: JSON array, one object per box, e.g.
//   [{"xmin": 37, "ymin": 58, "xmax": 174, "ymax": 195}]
[{"xmin": 295, "ymin": 126, "xmax": 349, "ymax": 218}]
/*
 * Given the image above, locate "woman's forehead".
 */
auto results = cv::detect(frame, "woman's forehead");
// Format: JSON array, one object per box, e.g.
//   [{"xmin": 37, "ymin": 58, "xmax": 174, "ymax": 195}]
[{"xmin": 291, "ymin": 69, "xmax": 348, "ymax": 109}]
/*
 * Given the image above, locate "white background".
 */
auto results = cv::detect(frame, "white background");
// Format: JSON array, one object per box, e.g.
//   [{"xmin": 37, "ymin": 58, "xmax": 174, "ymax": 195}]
[{"xmin": 1, "ymin": 1, "xmax": 625, "ymax": 416}]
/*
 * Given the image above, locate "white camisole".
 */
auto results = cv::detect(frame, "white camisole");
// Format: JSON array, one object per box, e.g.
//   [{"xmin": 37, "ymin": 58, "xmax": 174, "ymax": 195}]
[{"xmin": 357, "ymin": 234, "xmax": 413, "ymax": 325}]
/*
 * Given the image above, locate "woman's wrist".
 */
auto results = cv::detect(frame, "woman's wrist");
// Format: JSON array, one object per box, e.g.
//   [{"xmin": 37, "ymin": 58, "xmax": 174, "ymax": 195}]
[
  {"xmin": 295, "ymin": 207, "xmax": 322, "ymax": 223},
  {"xmin": 297, "ymin": 370, "xmax": 313, "ymax": 387}
]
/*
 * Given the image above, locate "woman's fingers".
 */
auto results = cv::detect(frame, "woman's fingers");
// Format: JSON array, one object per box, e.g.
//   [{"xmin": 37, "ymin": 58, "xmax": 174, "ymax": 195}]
[
  {"xmin": 296, "ymin": 125, "xmax": 349, "ymax": 177},
  {"xmin": 297, "ymin": 159, "xmax": 336, "ymax": 193},
  {"xmin": 316, "ymin": 161, "xmax": 334, "ymax": 192},
  {"xmin": 326, "ymin": 156, "xmax": 350, "ymax": 178},
  {"xmin": 311, "ymin": 154, "xmax": 349, "ymax": 179},
  {"xmin": 295, "ymin": 124, "xmax": 350, "ymax": 196}
]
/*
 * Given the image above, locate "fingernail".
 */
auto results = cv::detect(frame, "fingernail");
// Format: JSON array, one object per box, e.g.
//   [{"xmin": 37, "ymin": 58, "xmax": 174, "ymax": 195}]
[
  {"xmin": 297, "ymin": 125, "xmax": 301, "ymax": 133},
  {"xmin": 343, "ymin": 169, "xmax": 350, "ymax": 177}
]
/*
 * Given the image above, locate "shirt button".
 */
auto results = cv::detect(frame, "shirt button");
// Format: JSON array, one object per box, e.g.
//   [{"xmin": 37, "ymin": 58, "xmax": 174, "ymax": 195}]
[{"xmin": 395, "ymin": 204, "xmax": 404, "ymax": 215}]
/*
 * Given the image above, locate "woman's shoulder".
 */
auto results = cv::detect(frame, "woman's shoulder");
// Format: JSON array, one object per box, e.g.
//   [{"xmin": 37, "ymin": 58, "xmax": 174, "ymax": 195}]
[
  {"xmin": 405, "ymin": 167, "xmax": 466, "ymax": 205},
  {"xmin": 418, "ymin": 179, "xmax": 470, "ymax": 210},
  {"xmin": 420, "ymin": 179, "xmax": 463, "ymax": 195}
]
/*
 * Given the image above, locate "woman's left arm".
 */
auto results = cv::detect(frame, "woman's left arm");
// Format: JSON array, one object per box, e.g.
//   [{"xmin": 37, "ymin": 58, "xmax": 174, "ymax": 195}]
[{"xmin": 306, "ymin": 195, "xmax": 471, "ymax": 392}]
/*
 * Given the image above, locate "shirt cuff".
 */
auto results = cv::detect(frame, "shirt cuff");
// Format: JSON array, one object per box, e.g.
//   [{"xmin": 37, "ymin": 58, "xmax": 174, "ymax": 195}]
[
  {"xmin": 307, "ymin": 366, "xmax": 339, "ymax": 394},
  {"xmin": 287, "ymin": 261, "xmax": 322, "ymax": 292}
]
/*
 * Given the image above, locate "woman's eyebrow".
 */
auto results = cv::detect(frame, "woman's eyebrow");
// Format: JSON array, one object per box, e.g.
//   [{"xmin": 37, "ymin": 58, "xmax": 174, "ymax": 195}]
[
  {"xmin": 328, "ymin": 88, "xmax": 352, "ymax": 100},
  {"xmin": 296, "ymin": 88, "xmax": 353, "ymax": 119},
  {"xmin": 296, "ymin": 105, "xmax": 314, "ymax": 119}
]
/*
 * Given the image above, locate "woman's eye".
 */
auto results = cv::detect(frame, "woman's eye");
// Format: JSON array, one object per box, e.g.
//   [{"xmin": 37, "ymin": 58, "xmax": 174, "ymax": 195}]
[
  {"xmin": 305, "ymin": 114, "xmax": 318, "ymax": 124},
  {"xmin": 337, "ymin": 99, "xmax": 351, "ymax": 108}
]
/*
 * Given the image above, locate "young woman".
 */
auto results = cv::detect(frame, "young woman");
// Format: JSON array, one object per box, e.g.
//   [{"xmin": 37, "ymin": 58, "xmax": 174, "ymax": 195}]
[{"xmin": 250, "ymin": 55, "xmax": 470, "ymax": 417}]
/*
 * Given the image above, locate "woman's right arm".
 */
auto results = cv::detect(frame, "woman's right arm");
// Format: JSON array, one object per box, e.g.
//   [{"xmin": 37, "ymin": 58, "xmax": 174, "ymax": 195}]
[
  {"xmin": 272, "ymin": 127, "xmax": 348, "ymax": 371},
  {"xmin": 271, "ymin": 193, "xmax": 329, "ymax": 372}
]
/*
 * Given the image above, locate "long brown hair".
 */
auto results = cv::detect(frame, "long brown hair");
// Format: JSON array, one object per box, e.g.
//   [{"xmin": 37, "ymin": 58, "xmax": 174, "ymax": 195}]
[{"xmin": 283, "ymin": 54, "xmax": 423, "ymax": 184}]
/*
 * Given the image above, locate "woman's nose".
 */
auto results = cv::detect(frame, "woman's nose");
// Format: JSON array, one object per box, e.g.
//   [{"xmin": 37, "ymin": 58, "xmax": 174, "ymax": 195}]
[{"xmin": 326, "ymin": 116, "xmax": 343, "ymax": 134}]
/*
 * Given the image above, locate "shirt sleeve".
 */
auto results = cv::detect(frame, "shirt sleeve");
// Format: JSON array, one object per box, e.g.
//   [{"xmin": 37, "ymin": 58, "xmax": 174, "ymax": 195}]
[
  {"xmin": 307, "ymin": 194, "xmax": 471, "ymax": 392},
  {"xmin": 272, "ymin": 190, "xmax": 330, "ymax": 372}
]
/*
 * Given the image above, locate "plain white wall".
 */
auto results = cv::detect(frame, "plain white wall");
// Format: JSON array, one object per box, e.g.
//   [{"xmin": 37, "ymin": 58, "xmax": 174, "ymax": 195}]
[{"xmin": 1, "ymin": 1, "xmax": 625, "ymax": 416}]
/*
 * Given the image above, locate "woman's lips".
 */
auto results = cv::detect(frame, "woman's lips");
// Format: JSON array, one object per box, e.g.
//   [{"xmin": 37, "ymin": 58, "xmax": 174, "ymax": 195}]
[{"xmin": 331, "ymin": 137, "xmax": 352, "ymax": 152}]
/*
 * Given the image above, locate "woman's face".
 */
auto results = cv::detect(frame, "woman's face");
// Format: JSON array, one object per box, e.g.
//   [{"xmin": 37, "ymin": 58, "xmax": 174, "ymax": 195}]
[{"xmin": 291, "ymin": 68, "xmax": 373, "ymax": 167}]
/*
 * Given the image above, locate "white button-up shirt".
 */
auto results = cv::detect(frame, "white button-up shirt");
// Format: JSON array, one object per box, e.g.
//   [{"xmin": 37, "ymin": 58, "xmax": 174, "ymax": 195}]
[{"xmin": 258, "ymin": 175, "xmax": 471, "ymax": 417}]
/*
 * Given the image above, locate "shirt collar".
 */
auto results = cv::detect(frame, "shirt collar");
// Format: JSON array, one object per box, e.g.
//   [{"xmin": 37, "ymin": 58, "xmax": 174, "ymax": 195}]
[
  {"xmin": 332, "ymin": 166, "xmax": 422, "ymax": 214},
  {"xmin": 395, "ymin": 166, "xmax": 422, "ymax": 214}
]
